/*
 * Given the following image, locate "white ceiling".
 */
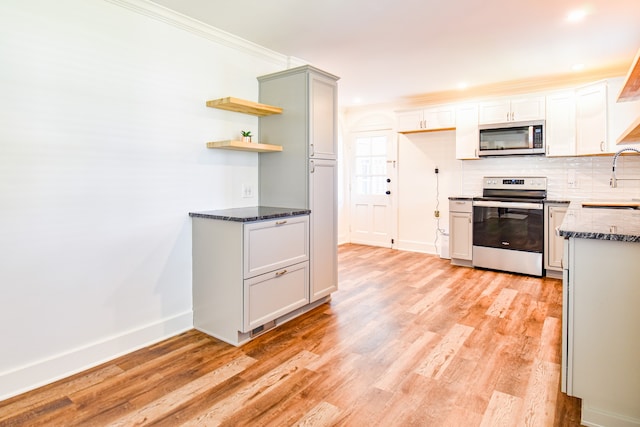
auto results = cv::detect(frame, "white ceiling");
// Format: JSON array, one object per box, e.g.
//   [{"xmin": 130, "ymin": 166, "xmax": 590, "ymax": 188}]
[{"xmin": 149, "ymin": 0, "xmax": 640, "ymax": 107}]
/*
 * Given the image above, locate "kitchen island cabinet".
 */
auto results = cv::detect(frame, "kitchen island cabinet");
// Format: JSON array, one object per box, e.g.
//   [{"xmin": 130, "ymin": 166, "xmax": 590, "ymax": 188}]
[
  {"xmin": 559, "ymin": 202, "xmax": 640, "ymax": 427},
  {"xmin": 189, "ymin": 207, "xmax": 330, "ymax": 346}
]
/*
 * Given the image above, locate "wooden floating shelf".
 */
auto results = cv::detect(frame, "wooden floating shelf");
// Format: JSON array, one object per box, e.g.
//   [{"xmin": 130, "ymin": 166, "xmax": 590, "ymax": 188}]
[
  {"xmin": 205, "ymin": 97, "xmax": 282, "ymax": 116},
  {"xmin": 617, "ymin": 115, "xmax": 640, "ymax": 144},
  {"xmin": 618, "ymin": 48, "xmax": 640, "ymax": 102},
  {"xmin": 206, "ymin": 140, "xmax": 283, "ymax": 153}
]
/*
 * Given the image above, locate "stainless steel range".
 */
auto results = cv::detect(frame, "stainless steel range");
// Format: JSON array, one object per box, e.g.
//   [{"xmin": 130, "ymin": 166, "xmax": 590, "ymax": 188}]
[{"xmin": 472, "ymin": 177, "xmax": 547, "ymax": 276}]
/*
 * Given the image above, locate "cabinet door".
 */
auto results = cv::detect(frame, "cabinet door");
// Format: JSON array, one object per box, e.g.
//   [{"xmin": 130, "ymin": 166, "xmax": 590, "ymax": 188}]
[
  {"xmin": 244, "ymin": 216, "xmax": 309, "ymax": 278},
  {"xmin": 546, "ymin": 91, "xmax": 576, "ymax": 157},
  {"xmin": 479, "ymin": 100, "xmax": 511, "ymax": 124},
  {"xmin": 424, "ymin": 106, "xmax": 456, "ymax": 130},
  {"xmin": 576, "ymin": 82, "xmax": 608, "ymax": 155},
  {"xmin": 511, "ymin": 96, "xmax": 545, "ymax": 122},
  {"xmin": 243, "ymin": 261, "xmax": 309, "ymax": 331},
  {"xmin": 309, "ymin": 159, "xmax": 338, "ymax": 301},
  {"xmin": 479, "ymin": 96, "xmax": 545, "ymax": 124},
  {"xmin": 455, "ymin": 103, "xmax": 479, "ymax": 159},
  {"xmin": 397, "ymin": 110, "xmax": 424, "ymax": 132},
  {"xmin": 309, "ymin": 72, "xmax": 337, "ymax": 159},
  {"xmin": 545, "ymin": 205, "xmax": 567, "ymax": 270},
  {"xmin": 450, "ymin": 211, "xmax": 472, "ymax": 260}
]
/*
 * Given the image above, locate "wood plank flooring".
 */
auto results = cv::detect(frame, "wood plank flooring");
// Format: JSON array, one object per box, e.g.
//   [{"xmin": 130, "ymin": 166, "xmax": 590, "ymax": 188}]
[{"xmin": 0, "ymin": 244, "xmax": 582, "ymax": 426}]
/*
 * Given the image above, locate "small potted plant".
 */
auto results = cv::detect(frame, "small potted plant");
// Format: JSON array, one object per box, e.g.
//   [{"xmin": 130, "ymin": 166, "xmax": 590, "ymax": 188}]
[{"xmin": 241, "ymin": 130, "xmax": 252, "ymax": 143}]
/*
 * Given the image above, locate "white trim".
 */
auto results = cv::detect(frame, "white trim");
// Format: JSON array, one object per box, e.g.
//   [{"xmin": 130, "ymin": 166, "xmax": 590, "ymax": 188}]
[
  {"xmin": 0, "ymin": 311, "xmax": 193, "ymax": 401},
  {"xmin": 396, "ymin": 239, "xmax": 434, "ymax": 254},
  {"xmin": 103, "ymin": 0, "xmax": 308, "ymax": 67},
  {"xmin": 581, "ymin": 402, "xmax": 640, "ymax": 427}
]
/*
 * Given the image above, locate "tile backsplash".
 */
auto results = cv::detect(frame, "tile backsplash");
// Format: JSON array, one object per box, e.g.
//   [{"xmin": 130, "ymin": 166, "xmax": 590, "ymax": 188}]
[{"xmin": 459, "ymin": 153, "xmax": 640, "ymax": 201}]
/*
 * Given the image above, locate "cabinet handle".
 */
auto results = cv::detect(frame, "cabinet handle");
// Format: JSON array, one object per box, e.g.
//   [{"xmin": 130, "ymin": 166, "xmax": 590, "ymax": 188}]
[
  {"xmin": 511, "ymin": 111, "xmax": 514, "ymax": 121},
  {"xmin": 309, "ymin": 160, "xmax": 315, "ymax": 173},
  {"xmin": 600, "ymin": 141, "xmax": 605, "ymax": 152},
  {"xmin": 310, "ymin": 143, "xmax": 314, "ymax": 157},
  {"xmin": 275, "ymin": 220, "xmax": 288, "ymax": 225},
  {"xmin": 275, "ymin": 269, "xmax": 288, "ymax": 277},
  {"xmin": 468, "ymin": 217, "xmax": 471, "ymax": 223}
]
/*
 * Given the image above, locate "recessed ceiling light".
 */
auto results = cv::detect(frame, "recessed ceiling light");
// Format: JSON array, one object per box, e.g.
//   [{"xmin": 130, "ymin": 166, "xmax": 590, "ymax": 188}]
[
  {"xmin": 457, "ymin": 82, "xmax": 468, "ymax": 90},
  {"xmin": 351, "ymin": 97, "xmax": 363, "ymax": 104},
  {"xmin": 572, "ymin": 63, "xmax": 585, "ymax": 72},
  {"xmin": 567, "ymin": 8, "xmax": 587, "ymax": 22}
]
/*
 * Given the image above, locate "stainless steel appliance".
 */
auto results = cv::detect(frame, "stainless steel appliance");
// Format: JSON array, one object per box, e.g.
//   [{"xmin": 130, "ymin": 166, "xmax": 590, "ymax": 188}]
[
  {"xmin": 472, "ymin": 177, "xmax": 547, "ymax": 276},
  {"xmin": 479, "ymin": 120, "xmax": 545, "ymax": 156}
]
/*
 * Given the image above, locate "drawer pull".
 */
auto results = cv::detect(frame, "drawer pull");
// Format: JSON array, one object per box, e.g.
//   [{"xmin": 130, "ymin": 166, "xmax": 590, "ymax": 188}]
[
  {"xmin": 275, "ymin": 269, "xmax": 288, "ymax": 277},
  {"xmin": 275, "ymin": 220, "xmax": 288, "ymax": 225}
]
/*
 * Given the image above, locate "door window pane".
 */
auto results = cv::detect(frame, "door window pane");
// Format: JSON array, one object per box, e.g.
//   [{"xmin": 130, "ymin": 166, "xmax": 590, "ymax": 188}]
[{"xmin": 354, "ymin": 135, "xmax": 387, "ymax": 196}]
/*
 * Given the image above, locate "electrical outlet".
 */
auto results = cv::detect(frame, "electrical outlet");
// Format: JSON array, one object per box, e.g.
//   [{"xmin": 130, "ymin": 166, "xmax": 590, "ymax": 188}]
[
  {"xmin": 241, "ymin": 184, "xmax": 253, "ymax": 198},
  {"xmin": 567, "ymin": 169, "xmax": 578, "ymax": 189}
]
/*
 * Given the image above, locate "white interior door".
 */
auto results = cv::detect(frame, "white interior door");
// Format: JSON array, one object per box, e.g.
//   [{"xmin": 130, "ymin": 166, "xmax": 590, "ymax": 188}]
[{"xmin": 349, "ymin": 131, "xmax": 395, "ymax": 247}]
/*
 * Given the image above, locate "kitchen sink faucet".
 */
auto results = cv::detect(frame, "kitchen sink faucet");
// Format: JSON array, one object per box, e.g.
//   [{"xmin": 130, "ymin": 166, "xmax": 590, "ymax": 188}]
[{"xmin": 610, "ymin": 147, "xmax": 640, "ymax": 188}]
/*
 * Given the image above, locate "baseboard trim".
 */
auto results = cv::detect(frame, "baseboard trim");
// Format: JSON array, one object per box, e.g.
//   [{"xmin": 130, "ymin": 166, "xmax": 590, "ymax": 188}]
[
  {"xmin": 396, "ymin": 239, "xmax": 434, "ymax": 254},
  {"xmin": 0, "ymin": 311, "xmax": 193, "ymax": 401},
  {"xmin": 581, "ymin": 401, "xmax": 640, "ymax": 427}
]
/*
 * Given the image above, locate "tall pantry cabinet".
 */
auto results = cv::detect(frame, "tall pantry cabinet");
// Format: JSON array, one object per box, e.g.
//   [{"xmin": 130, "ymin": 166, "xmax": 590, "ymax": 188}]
[{"xmin": 257, "ymin": 65, "xmax": 339, "ymax": 302}]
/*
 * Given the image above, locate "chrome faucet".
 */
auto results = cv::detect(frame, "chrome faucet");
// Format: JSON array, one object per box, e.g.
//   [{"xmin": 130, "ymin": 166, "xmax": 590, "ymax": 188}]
[{"xmin": 610, "ymin": 147, "xmax": 640, "ymax": 188}]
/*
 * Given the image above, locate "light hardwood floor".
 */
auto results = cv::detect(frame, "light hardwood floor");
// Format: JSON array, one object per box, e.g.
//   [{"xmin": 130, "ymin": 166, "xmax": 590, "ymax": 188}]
[{"xmin": 0, "ymin": 244, "xmax": 582, "ymax": 426}]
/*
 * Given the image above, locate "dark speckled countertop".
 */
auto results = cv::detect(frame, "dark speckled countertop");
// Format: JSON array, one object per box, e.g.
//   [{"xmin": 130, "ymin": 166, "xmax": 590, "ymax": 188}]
[
  {"xmin": 189, "ymin": 206, "xmax": 310, "ymax": 222},
  {"xmin": 558, "ymin": 201, "xmax": 640, "ymax": 242}
]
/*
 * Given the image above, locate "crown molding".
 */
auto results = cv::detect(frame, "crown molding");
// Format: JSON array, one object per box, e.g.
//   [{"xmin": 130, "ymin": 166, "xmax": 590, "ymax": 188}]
[
  {"xmin": 399, "ymin": 63, "xmax": 630, "ymax": 108},
  {"xmin": 103, "ymin": 0, "xmax": 307, "ymax": 68}
]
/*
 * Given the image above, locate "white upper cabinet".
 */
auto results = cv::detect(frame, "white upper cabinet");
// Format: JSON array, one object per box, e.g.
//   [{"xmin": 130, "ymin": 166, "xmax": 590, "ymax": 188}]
[
  {"xmin": 479, "ymin": 95, "xmax": 545, "ymax": 124},
  {"xmin": 455, "ymin": 103, "xmax": 479, "ymax": 159},
  {"xmin": 397, "ymin": 105, "xmax": 455, "ymax": 132},
  {"xmin": 546, "ymin": 90, "xmax": 577, "ymax": 157},
  {"xmin": 576, "ymin": 81, "xmax": 609, "ymax": 155}
]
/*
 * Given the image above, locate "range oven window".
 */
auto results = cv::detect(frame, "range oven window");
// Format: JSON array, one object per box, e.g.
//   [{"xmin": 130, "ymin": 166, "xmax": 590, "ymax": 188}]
[{"xmin": 473, "ymin": 205, "xmax": 543, "ymax": 253}]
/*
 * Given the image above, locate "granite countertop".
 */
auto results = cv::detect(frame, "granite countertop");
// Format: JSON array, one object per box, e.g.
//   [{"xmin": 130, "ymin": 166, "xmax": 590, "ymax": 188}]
[
  {"xmin": 189, "ymin": 206, "xmax": 310, "ymax": 222},
  {"xmin": 558, "ymin": 201, "xmax": 640, "ymax": 242}
]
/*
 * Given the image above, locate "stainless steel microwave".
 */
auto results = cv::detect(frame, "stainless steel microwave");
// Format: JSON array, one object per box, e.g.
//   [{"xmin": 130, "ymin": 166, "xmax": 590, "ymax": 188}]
[{"xmin": 478, "ymin": 120, "xmax": 545, "ymax": 156}]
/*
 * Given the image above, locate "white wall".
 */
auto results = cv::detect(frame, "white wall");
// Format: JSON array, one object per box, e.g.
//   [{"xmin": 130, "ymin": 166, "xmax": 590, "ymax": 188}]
[
  {"xmin": 397, "ymin": 131, "xmax": 458, "ymax": 253},
  {"xmin": 0, "ymin": 0, "xmax": 298, "ymax": 399}
]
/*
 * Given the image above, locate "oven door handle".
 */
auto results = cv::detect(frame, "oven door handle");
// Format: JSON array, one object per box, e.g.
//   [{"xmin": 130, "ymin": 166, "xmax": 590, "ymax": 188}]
[{"xmin": 472, "ymin": 200, "xmax": 543, "ymax": 210}]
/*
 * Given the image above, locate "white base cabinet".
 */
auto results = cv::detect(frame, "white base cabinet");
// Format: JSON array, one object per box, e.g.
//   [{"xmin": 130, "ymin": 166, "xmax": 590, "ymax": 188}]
[
  {"xmin": 449, "ymin": 199, "xmax": 473, "ymax": 266},
  {"xmin": 544, "ymin": 203, "xmax": 567, "ymax": 276},
  {"xmin": 192, "ymin": 214, "xmax": 328, "ymax": 346}
]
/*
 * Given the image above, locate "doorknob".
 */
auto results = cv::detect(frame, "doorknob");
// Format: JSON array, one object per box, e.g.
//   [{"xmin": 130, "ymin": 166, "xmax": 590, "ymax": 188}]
[
  {"xmin": 386, "ymin": 178, "xmax": 391, "ymax": 183},
  {"xmin": 386, "ymin": 191, "xmax": 391, "ymax": 195}
]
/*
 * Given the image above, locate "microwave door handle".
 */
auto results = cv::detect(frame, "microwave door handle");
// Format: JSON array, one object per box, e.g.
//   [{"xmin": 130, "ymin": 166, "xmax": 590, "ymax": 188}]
[{"xmin": 528, "ymin": 126, "xmax": 533, "ymax": 148}]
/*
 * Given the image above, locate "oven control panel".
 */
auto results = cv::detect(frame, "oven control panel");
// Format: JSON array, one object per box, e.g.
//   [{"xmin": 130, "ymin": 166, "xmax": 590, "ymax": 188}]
[{"xmin": 482, "ymin": 176, "xmax": 547, "ymax": 191}]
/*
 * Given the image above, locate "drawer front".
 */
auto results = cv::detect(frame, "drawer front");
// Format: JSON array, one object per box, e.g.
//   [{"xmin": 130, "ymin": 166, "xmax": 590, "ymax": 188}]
[
  {"xmin": 244, "ymin": 215, "xmax": 309, "ymax": 278},
  {"xmin": 243, "ymin": 261, "xmax": 309, "ymax": 332},
  {"xmin": 449, "ymin": 200, "xmax": 472, "ymax": 213}
]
